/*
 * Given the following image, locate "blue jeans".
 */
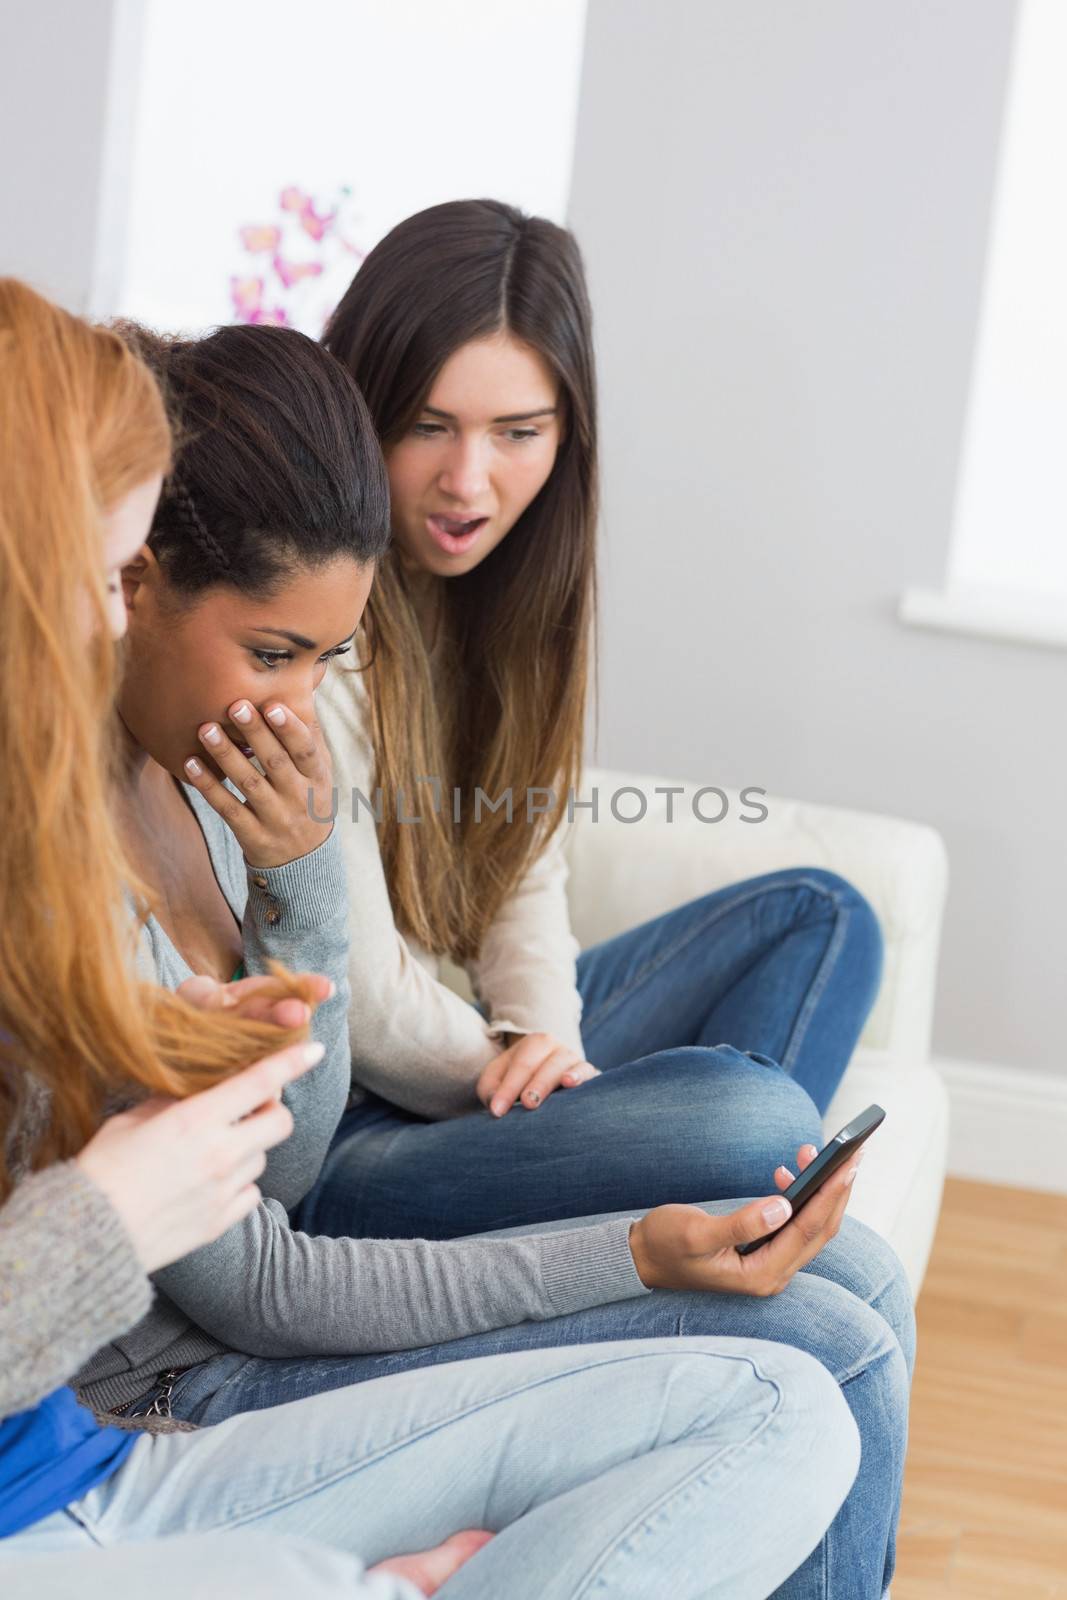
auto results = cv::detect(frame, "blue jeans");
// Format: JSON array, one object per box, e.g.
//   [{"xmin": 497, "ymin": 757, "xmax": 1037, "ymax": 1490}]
[
  {"xmin": 298, "ymin": 868, "xmax": 883, "ymax": 1244},
  {"xmin": 154, "ymin": 1210, "xmax": 912, "ymax": 1600},
  {"xmin": 577, "ymin": 867, "xmax": 882, "ymax": 1110},
  {"xmin": 6, "ymin": 1338, "xmax": 858, "ymax": 1600}
]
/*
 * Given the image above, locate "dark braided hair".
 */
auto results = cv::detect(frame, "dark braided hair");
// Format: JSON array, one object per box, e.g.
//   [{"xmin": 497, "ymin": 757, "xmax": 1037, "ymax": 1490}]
[
  {"xmin": 117, "ymin": 321, "xmax": 390, "ymax": 596},
  {"xmin": 167, "ymin": 474, "xmax": 232, "ymax": 578}
]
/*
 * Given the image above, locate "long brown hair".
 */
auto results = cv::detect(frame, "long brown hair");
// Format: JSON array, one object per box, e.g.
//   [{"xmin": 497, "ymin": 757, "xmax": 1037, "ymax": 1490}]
[
  {"xmin": 324, "ymin": 199, "xmax": 598, "ymax": 961},
  {"xmin": 0, "ymin": 279, "xmax": 312, "ymax": 1199}
]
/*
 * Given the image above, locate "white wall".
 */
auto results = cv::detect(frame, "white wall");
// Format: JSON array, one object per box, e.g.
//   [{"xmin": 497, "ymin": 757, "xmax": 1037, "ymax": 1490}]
[
  {"xmin": 570, "ymin": 0, "xmax": 1066, "ymax": 1078},
  {"xmin": 0, "ymin": 0, "xmax": 117, "ymax": 310}
]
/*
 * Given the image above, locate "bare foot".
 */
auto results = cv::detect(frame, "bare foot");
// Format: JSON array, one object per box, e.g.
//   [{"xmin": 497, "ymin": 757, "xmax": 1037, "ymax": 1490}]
[{"xmin": 368, "ymin": 1529, "xmax": 494, "ymax": 1596}]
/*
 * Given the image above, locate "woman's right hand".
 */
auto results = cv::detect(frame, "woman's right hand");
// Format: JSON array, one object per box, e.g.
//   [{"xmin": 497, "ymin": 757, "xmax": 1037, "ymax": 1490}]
[
  {"xmin": 628, "ymin": 1143, "xmax": 863, "ymax": 1297},
  {"xmin": 74, "ymin": 1040, "xmax": 324, "ymax": 1273},
  {"xmin": 183, "ymin": 698, "xmax": 335, "ymax": 868},
  {"xmin": 477, "ymin": 1031, "xmax": 600, "ymax": 1116}
]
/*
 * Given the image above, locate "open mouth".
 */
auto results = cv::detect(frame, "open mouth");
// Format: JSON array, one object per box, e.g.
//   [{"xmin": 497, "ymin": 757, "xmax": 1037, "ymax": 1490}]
[{"xmin": 425, "ymin": 513, "xmax": 488, "ymax": 555}]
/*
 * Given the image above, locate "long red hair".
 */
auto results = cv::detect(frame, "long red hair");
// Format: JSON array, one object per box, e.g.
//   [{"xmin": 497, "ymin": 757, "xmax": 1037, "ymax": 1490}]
[{"xmin": 0, "ymin": 278, "xmax": 312, "ymax": 1199}]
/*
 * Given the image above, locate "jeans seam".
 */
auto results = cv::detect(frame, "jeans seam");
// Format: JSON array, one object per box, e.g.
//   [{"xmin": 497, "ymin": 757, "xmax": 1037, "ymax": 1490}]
[
  {"xmin": 582, "ymin": 875, "xmax": 843, "ymax": 1044},
  {"xmin": 778, "ymin": 890, "xmax": 851, "ymax": 1076},
  {"xmin": 569, "ymin": 1356, "xmax": 789, "ymax": 1598},
  {"xmin": 181, "ymin": 1347, "xmax": 787, "ymax": 1535},
  {"xmin": 834, "ymin": 1335, "xmax": 897, "ymax": 1392}
]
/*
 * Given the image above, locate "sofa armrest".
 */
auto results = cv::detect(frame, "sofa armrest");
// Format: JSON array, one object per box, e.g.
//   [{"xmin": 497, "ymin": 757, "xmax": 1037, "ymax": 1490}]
[{"xmin": 564, "ymin": 769, "xmax": 949, "ymax": 1064}]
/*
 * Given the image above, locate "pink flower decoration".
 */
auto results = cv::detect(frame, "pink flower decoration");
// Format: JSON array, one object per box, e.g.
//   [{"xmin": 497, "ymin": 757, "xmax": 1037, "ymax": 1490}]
[
  {"xmin": 273, "ymin": 254, "xmax": 324, "ymax": 289},
  {"xmin": 240, "ymin": 224, "xmax": 282, "ymax": 253}
]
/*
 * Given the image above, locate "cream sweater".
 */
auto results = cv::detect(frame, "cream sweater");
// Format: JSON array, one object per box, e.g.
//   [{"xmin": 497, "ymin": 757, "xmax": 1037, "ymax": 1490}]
[{"xmin": 316, "ymin": 662, "xmax": 585, "ymax": 1118}]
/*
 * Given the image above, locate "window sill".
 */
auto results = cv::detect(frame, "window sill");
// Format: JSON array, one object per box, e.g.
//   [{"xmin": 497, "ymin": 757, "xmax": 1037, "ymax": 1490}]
[{"xmin": 898, "ymin": 587, "xmax": 1067, "ymax": 651}]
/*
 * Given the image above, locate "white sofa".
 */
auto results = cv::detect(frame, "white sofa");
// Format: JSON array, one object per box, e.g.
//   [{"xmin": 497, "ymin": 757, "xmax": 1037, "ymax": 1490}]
[{"xmin": 561, "ymin": 770, "xmax": 951, "ymax": 1296}]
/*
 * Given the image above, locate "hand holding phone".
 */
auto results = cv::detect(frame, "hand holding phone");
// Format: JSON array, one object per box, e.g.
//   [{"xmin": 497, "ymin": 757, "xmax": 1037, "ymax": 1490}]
[
  {"xmin": 736, "ymin": 1103, "xmax": 886, "ymax": 1256},
  {"xmin": 627, "ymin": 1136, "xmax": 866, "ymax": 1298}
]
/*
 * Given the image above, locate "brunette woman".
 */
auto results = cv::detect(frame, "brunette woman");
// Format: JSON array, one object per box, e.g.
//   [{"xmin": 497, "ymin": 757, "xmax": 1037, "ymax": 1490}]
[{"xmin": 308, "ymin": 198, "xmax": 884, "ymax": 1243}]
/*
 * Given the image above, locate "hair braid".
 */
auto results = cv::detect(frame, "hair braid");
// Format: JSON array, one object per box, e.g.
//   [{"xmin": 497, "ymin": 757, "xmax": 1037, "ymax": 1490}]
[
  {"xmin": 114, "ymin": 320, "xmax": 389, "ymax": 597},
  {"xmin": 166, "ymin": 474, "xmax": 232, "ymax": 575}
]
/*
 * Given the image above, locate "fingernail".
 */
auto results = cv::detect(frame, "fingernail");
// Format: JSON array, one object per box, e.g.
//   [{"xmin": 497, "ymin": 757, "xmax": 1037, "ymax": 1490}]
[
  {"xmin": 491, "ymin": 1097, "xmax": 506, "ymax": 1117},
  {"xmin": 325, "ymin": 980, "xmax": 336, "ymax": 998},
  {"xmin": 776, "ymin": 1166, "xmax": 795, "ymax": 1183},
  {"xmin": 184, "ymin": 757, "xmax": 203, "ymax": 777},
  {"xmin": 266, "ymin": 706, "xmax": 286, "ymax": 725},
  {"xmin": 301, "ymin": 1041, "xmax": 325, "ymax": 1067},
  {"xmin": 232, "ymin": 702, "xmax": 252, "ymax": 724},
  {"xmin": 201, "ymin": 725, "xmax": 221, "ymax": 745},
  {"xmin": 844, "ymin": 1164, "xmax": 860, "ymax": 1186},
  {"xmin": 526, "ymin": 1090, "xmax": 541, "ymax": 1106},
  {"xmin": 761, "ymin": 1197, "xmax": 792, "ymax": 1227}
]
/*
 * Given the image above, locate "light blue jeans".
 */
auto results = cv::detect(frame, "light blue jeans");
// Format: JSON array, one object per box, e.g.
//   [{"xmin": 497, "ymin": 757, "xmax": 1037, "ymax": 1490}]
[
  {"xmin": 3, "ymin": 1338, "xmax": 858, "ymax": 1600},
  {"xmin": 139, "ymin": 1210, "xmax": 911, "ymax": 1600}
]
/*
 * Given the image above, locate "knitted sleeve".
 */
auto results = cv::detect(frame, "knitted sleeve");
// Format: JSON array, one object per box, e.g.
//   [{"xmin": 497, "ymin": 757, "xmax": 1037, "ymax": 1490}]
[{"xmin": 0, "ymin": 1162, "xmax": 151, "ymax": 1419}]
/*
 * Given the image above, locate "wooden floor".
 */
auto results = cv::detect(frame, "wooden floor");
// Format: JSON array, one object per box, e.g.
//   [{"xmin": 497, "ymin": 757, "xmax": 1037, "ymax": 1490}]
[{"xmin": 894, "ymin": 1178, "xmax": 1067, "ymax": 1598}]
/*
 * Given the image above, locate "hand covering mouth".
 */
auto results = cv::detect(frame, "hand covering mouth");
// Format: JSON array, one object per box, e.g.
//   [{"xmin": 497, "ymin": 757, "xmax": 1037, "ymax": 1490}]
[{"xmin": 223, "ymin": 726, "xmax": 256, "ymax": 758}]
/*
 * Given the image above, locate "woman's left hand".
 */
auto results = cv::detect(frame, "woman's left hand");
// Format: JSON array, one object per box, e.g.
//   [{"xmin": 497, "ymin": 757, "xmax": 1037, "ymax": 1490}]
[
  {"xmin": 183, "ymin": 699, "xmax": 334, "ymax": 868},
  {"xmin": 477, "ymin": 1032, "xmax": 600, "ymax": 1117},
  {"xmin": 178, "ymin": 970, "xmax": 334, "ymax": 1032}
]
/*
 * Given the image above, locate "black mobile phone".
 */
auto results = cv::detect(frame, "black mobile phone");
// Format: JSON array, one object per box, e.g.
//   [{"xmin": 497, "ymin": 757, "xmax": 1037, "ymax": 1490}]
[{"xmin": 736, "ymin": 1103, "xmax": 886, "ymax": 1256}]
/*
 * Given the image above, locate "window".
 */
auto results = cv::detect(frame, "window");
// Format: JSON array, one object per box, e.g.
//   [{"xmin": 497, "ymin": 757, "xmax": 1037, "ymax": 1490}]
[{"xmin": 901, "ymin": 0, "xmax": 1067, "ymax": 648}]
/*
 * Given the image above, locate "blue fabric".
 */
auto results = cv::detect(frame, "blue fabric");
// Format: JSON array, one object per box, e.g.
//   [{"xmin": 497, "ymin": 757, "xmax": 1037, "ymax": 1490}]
[
  {"xmin": 575, "ymin": 866, "xmax": 883, "ymax": 1112},
  {"xmin": 157, "ymin": 1210, "xmax": 912, "ymax": 1600},
  {"xmin": 296, "ymin": 867, "xmax": 883, "ymax": 1243},
  {"xmin": 121, "ymin": 868, "xmax": 897, "ymax": 1597},
  {"xmin": 0, "ymin": 1387, "xmax": 134, "ymax": 1538},
  {"xmin": 9, "ymin": 1338, "xmax": 860, "ymax": 1600}
]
